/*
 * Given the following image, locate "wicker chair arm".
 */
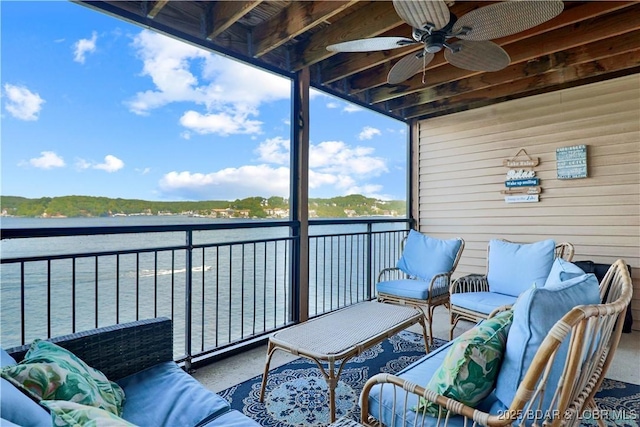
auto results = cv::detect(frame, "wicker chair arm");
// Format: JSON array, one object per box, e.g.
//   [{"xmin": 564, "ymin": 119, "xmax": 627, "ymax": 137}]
[
  {"xmin": 360, "ymin": 373, "xmax": 508, "ymax": 426},
  {"xmin": 488, "ymin": 305, "xmax": 513, "ymax": 318},
  {"xmin": 377, "ymin": 267, "xmax": 407, "ymax": 282},
  {"xmin": 450, "ymin": 274, "xmax": 489, "ymax": 294},
  {"xmin": 6, "ymin": 317, "xmax": 174, "ymax": 381},
  {"xmin": 430, "ymin": 272, "xmax": 452, "ymax": 294}
]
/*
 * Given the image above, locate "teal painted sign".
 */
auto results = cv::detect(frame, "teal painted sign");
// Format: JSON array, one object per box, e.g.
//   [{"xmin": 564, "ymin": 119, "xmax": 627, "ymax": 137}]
[
  {"xmin": 505, "ymin": 178, "xmax": 539, "ymax": 187},
  {"xmin": 557, "ymin": 145, "xmax": 587, "ymax": 179}
]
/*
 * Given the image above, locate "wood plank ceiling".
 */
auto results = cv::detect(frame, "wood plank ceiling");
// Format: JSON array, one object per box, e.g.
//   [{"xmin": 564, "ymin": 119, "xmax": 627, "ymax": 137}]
[{"xmin": 77, "ymin": 1, "xmax": 640, "ymax": 122}]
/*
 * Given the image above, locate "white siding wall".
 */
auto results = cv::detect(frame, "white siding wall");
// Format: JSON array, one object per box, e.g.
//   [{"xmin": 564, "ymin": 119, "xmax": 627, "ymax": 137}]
[{"xmin": 416, "ymin": 74, "xmax": 640, "ymax": 330}]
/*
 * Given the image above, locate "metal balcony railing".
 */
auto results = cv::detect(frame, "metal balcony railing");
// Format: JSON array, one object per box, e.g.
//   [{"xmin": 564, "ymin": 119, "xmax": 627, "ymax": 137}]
[{"xmin": 1, "ymin": 218, "xmax": 409, "ymax": 367}]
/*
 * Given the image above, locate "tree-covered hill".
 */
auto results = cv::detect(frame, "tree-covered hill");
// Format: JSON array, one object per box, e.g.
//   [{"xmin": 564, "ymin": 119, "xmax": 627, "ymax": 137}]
[{"xmin": 0, "ymin": 195, "xmax": 406, "ymax": 219}]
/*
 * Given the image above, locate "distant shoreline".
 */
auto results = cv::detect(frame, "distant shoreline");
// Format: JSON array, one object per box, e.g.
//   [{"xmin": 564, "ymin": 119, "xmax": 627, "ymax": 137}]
[{"xmin": 0, "ymin": 194, "xmax": 406, "ymax": 219}]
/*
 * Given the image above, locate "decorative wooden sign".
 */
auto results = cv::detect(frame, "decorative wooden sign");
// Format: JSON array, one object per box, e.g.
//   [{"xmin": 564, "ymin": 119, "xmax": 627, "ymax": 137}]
[
  {"xmin": 556, "ymin": 145, "xmax": 587, "ymax": 179},
  {"xmin": 501, "ymin": 186, "xmax": 541, "ymax": 195},
  {"xmin": 505, "ymin": 178, "xmax": 539, "ymax": 187},
  {"xmin": 502, "ymin": 148, "xmax": 542, "ymax": 203},
  {"xmin": 503, "ymin": 148, "xmax": 539, "ymax": 168},
  {"xmin": 505, "ymin": 195, "xmax": 539, "ymax": 203}
]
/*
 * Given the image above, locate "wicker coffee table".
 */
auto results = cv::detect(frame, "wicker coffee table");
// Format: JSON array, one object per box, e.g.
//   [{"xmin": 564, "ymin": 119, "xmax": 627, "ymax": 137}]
[{"xmin": 258, "ymin": 300, "xmax": 429, "ymax": 422}]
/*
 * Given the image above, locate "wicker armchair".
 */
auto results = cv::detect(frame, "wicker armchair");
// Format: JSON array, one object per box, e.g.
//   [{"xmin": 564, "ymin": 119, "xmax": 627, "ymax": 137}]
[
  {"xmin": 377, "ymin": 231, "xmax": 464, "ymax": 345},
  {"xmin": 361, "ymin": 259, "xmax": 632, "ymax": 427},
  {"xmin": 449, "ymin": 241, "xmax": 574, "ymax": 340}
]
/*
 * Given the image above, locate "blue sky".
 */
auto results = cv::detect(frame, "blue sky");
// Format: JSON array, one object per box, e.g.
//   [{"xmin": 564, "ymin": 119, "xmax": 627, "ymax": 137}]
[{"xmin": 1, "ymin": 1, "xmax": 407, "ymax": 202}]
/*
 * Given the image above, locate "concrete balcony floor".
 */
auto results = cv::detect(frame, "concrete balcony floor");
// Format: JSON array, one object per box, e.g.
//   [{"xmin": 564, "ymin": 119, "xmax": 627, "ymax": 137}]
[{"xmin": 194, "ymin": 305, "xmax": 640, "ymax": 394}]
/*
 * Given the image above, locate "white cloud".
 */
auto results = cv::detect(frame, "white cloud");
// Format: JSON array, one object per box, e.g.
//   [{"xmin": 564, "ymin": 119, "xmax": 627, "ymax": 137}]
[
  {"xmin": 310, "ymin": 141, "xmax": 387, "ymax": 176},
  {"xmin": 127, "ymin": 30, "xmax": 289, "ymax": 136},
  {"xmin": 26, "ymin": 151, "xmax": 65, "ymax": 169},
  {"xmin": 255, "ymin": 137, "xmax": 290, "ymax": 165},
  {"xmin": 358, "ymin": 126, "xmax": 381, "ymax": 140},
  {"xmin": 75, "ymin": 155, "xmax": 124, "ymax": 172},
  {"xmin": 73, "ymin": 31, "xmax": 98, "ymax": 64},
  {"xmin": 159, "ymin": 165, "xmax": 290, "ymax": 199},
  {"xmin": 94, "ymin": 155, "xmax": 124, "ymax": 172},
  {"xmin": 136, "ymin": 167, "xmax": 151, "ymax": 175},
  {"xmin": 179, "ymin": 110, "xmax": 262, "ymax": 136},
  {"xmin": 75, "ymin": 158, "xmax": 91, "ymax": 170},
  {"xmin": 325, "ymin": 99, "xmax": 362, "ymax": 113},
  {"xmin": 343, "ymin": 104, "xmax": 362, "ymax": 113},
  {"xmin": 3, "ymin": 83, "xmax": 45, "ymax": 121}
]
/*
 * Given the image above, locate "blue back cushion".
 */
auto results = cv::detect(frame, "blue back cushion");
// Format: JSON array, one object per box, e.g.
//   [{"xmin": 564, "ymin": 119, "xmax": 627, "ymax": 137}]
[
  {"xmin": 495, "ymin": 272, "xmax": 600, "ymax": 408},
  {"xmin": 544, "ymin": 258, "xmax": 585, "ymax": 286},
  {"xmin": 1, "ymin": 349, "xmax": 52, "ymax": 427},
  {"xmin": 396, "ymin": 230, "xmax": 462, "ymax": 282},
  {"xmin": 487, "ymin": 239, "xmax": 555, "ymax": 296}
]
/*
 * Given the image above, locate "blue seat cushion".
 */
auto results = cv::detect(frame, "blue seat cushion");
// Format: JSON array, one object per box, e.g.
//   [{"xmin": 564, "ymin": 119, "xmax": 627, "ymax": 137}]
[
  {"xmin": 450, "ymin": 292, "xmax": 517, "ymax": 315},
  {"xmin": 495, "ymin": 273, "xmax": 600, "ymax": 408},
  {"xmin": 365, "ymin": 340, "xmax": 500, "ymax": 426},
  {"xmin": 117, "ymin": 361, "xmax": 231, "ymax": 427},
  {"xmin": 487, "ymin": 239, "xmax": 555, "ymax": 297},
  {"xmin": 201, "ymin": 409, "xmax": 260, "ymax": 426},
  {"xmin": 396, "ymin": 230, "xmax": 462, "ymax": 282},
  {"xmin": 377, "ymin": 278, "xmax": 447, "ymax": 300}
]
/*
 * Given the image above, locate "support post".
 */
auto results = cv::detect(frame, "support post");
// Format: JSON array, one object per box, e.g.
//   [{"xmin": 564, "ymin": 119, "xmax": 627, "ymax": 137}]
[
  {"xmin": 290, "ymin": 67, "xmax": 310, "ymax": 323},
  {"xmin": 408, "ymin": 119, "xmax": 419, "ymax": 230}
]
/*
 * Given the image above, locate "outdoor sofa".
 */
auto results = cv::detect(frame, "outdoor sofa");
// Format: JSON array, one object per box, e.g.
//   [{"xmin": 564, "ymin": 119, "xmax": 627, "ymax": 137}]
[{"xmin": 1, "ymin": 317, "xmax": 259, "ymax": 427}]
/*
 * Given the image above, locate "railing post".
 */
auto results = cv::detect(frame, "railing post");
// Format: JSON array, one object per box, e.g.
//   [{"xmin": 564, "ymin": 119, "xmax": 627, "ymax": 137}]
[
  {"xmin": 366, "ymin": 222, "xmax": 373, "ymax": 300},
  {"xmin": 185, "ymin": 229, "xmax": 193, "ymax": 372}
]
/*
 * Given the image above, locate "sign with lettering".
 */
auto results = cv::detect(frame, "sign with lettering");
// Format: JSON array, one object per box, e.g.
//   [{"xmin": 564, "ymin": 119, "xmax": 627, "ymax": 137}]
[
  {"xmin": 505, "ymin": 178, "xmax": 540, "ymax": 187},
  {"xmin": 505, "ymin": 195, "xmax": 539, "ymax": 203},
  {"xmin": 503, "ymin": 158, "xmax": 539, "ymax": 168},
  {"xmin": 556, "ymin": 145, "xmax": 587, "ymax": 179},
  {"xmin": 501, "ymin": 186, "xmax": 541, "ymax": 195},
  {"xmin": 502, "ymin": 148, "xmax": 542, "ymax": 204}
]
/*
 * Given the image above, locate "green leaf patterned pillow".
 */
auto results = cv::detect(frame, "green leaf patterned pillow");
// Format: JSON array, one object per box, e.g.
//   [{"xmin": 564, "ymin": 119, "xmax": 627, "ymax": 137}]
[
  {"xmin": 0, "ymin": 339, "xmax": 125, "ymax": 416},
  {"xmin": 416, "ymin": 309, "xmax": 513, "ymax": 416},
  {"xmin": 41, "ymin": 400, "xmax": 135, "ymax": 427}
]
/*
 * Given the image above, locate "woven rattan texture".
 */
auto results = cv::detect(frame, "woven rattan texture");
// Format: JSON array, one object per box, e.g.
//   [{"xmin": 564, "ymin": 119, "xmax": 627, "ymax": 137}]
[
  {"xmin": 272, "ymin": 301, "xmax": 420, "ymax": 356},
  {"xmin": 6, "ymin": 317, "xmax": 173, "ymax": 381}
]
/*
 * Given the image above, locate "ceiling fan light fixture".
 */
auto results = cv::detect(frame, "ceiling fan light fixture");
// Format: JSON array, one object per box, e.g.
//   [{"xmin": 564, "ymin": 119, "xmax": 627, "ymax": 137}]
[
  {"xmin": 425, "ymin": 43, "xmax": 443, "ymax": 54},
  {"xmin": 425, "ymin": 33, "xmax": 446, "ymax": 53}
]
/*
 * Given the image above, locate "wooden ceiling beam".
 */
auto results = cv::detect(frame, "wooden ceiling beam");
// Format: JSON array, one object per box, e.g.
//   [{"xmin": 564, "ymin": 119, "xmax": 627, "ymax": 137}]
[
  {"xmin": 146, "ymin": 0, "xmax": 168, "ymax": 19},
  {"xmin": 252, "ymin": 1, "xmax": 358, "ymax": 58},
  {"xmin": 206, "ymin": 1, "xmax": 262, "ymax": 41},
  {"xmin": 389, "ymin": 31, "xmax": 640, "ymax": 110},
  {"xmin": 347, "ymin": 1, "xmax": 634, "ymax": 94},
  {"xmin": 367, "ymin": 3, "xmax": 640, "ymax": 104},
  {"xmin": 289, "ymin": 1, "xmax": 402, "ymax": 72},
  {"xmin": 404, "ymin": 50, "xmax": 640, "ymax": 119}
]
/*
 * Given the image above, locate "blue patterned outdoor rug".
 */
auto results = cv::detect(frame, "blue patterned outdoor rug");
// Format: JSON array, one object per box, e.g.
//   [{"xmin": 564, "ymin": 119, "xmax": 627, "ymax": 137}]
[{"xmin": 219, "ymin": 331, "xmax": 639, "ymax": 427}]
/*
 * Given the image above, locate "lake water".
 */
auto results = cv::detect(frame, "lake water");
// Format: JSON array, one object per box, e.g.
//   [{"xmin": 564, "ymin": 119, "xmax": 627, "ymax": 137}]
[{"xmin": 1, "ymin": 216, "xmax": 407, "ymax": 354}]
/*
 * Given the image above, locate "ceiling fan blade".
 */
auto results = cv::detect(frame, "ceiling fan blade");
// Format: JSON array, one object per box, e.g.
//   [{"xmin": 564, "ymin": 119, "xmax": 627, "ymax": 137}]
[
  {"xmin": 393, "ymin": 0, "xmax": 450, "ymax": 31},
  {"xmin": 445, "ymin": 40, "xmax": 510, "ymax": 72},
  {"xmin": 453, "ymin": 0, "xmax": 564, "ymax": 41},
  {"xmin": 388, "ymin": 51, "xmax": 435, "ymax": 84},
  {"xmin": 327, "ymin": 37, "xmax": 417, "ymax": 52}
]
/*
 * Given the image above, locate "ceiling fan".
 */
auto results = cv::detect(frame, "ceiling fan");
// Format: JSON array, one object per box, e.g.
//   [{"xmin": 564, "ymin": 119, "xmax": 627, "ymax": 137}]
[{"xmin": 326, "ymin": 0, "xmax": 564, "ymax": 84}]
